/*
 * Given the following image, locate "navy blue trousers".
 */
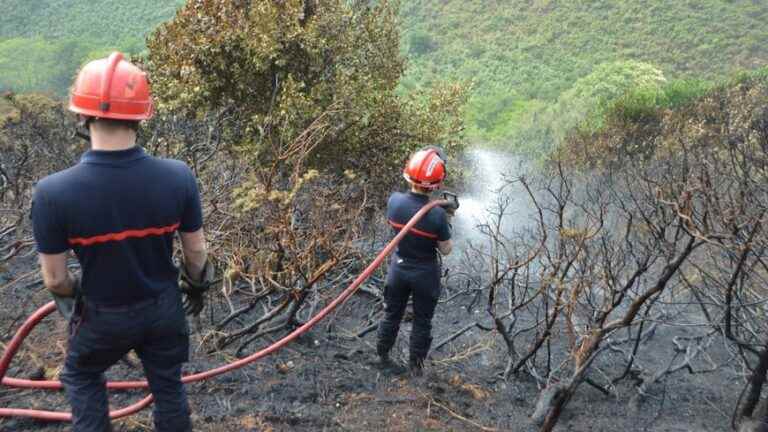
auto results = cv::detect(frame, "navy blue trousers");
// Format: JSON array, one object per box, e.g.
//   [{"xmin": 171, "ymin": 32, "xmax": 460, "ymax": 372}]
[
  {"xmin": 61, "ymin": 289, "xmax": 191, "ymax": 432},
  {"xmin": 377, "ymin": 255, "xmax": 441, "ymax": 362}
]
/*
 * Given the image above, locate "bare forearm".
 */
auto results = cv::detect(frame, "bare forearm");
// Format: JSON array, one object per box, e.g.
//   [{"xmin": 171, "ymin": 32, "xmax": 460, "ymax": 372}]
[
  {"xmin": 438, "ymin": 214, "xmax": 454, "ymax": 256},
  {"xmin": 180, "ymin": 228, "xmax": 208, "ymax": 281},
  {"xmin": 39, "ymin": 252, "xmax": 75, "ymax": 296},
  {"xmin": 45, "ymin": 271, "xmax": 75, "ymax": 297},
  {"xmin": 183, "ymin": 249, "xmax": 207, "ymax": 280}
]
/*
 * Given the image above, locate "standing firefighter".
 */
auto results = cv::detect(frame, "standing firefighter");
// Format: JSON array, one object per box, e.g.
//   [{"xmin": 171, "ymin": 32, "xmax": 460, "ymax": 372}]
[
  {"xmin": 31, "ymin": 52, "xmax": 213, "ymax": 432},
  {"xmin": 377, "ymin": 147, "xmax": 456, "ymax": 376}
]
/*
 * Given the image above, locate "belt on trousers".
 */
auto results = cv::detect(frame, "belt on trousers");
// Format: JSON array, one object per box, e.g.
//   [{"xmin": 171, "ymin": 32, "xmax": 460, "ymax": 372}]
[{"xmin": 83, "ymin": 291, "xmax": 170, "ymax": 313}]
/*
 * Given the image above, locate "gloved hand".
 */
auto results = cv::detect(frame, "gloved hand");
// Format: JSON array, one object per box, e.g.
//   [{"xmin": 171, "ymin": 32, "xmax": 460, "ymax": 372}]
[
  {"xmin": 439, "ymin": 192, "xmax": 459, "ymax": 216},
  {"xmin": 51, "ymin": 274, "xmax": 81, "ymax": 321},
  {"xmin": 179, "ymin": 258, "xmax": 215, "ymax": 316}
]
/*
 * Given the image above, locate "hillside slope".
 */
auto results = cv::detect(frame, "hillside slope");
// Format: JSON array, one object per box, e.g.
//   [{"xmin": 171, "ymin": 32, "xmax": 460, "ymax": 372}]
[
  {"xmin": 400, "ymin": 0, "xmax": 768, "ymax": 141},
  {"xmin": 0, "ymin": 0, "xmax": 184, "ymax": 40},
  {"xmin": 2, "ymin": 0, "xmax": 767, "ymax": 145},
  {"xmin": 0, "ymin": 0, "xmax": 183, "ymax": 95}
]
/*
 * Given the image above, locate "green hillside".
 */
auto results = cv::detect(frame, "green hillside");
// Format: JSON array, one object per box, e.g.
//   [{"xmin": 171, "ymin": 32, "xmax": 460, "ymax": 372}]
[
  {"xmin": 0, "ymin": 0, "xmax": 184, "ymax": 40},
  {"xmin": 0, "ymin": 0, "xmax": 183, "ymax": 95},
  {"xmin": 400, "ymin": 0, "xmax": 768, "ymax": 143},
  {"xmin": 2, "ymin": 0, "xmax": 767, "ymax": 150}
]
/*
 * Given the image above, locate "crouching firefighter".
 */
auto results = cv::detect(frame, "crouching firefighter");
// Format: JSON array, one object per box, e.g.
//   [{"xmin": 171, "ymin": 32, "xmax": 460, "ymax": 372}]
[
  {"xmin": 376, "ymin": 147, "xmax": 457, "ymax": 376},
  {"xmin": 31, "ymin": 52, "xmax": 214, "ymax": 432}
]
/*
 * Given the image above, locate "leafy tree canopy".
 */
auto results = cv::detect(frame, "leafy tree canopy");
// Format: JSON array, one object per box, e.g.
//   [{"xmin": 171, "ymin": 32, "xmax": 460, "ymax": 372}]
[
  {"xmin": 548, "ymin": 61, "xmax": 667, "ymax": 139},
  {"xmin": 147, "ymin": 0, "xmax": 467, "ymax": 192}
]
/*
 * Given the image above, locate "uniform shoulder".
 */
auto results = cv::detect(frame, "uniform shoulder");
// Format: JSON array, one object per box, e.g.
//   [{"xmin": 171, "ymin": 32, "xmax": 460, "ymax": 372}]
[
  {"xmin": 152, "ymin": 157, "xmax": 192, "ymax": 172},
  {"xmin": 389, "ymin": 191, "xmax": 406, "ymax": 201},
  {"xmin": 35, "ymin": 165, "xmax": 83, "ymax": 197},
  {"xmin": 150, "ymin": 157, "xmax": 196, "ymax": 181}
]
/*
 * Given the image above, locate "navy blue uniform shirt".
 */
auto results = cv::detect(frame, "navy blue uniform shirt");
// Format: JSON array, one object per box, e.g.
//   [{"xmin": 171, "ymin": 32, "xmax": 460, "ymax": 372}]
[
  {"xmin": 387, "ymin": 191, "xmax": 451, "ymax": 261},
  {"xmin": 31, "ymin": 146, "xmax": 203, "ymax": 306}
]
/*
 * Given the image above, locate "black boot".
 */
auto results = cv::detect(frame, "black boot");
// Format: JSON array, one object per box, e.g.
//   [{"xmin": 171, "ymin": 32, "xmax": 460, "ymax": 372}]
[
  {"xmin": 409, "ymin": 357, "xmax": 424, "ymax": 377},
  {"xmin": 377, "ymin": 344, "xmax": 391, "ymax": 364},
  {"xmin": 408, "ymin": 335, "xmax": 431, "ymax": 378},
  {"xmin": 377, "ymin": 347, "xmax": 406, "ymax": 375}
]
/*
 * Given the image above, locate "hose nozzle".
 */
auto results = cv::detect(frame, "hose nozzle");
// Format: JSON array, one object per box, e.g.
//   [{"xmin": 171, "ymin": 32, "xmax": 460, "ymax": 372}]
[{"xmin": 440, "ymin": 191, "xmax": 459, "ymax": 213}]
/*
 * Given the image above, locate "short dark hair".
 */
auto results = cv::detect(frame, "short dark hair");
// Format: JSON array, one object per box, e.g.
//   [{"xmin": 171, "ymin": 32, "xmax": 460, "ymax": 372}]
[{"xmin": 91, "ymin": 117, "xmax": 140, "ymax": 131}]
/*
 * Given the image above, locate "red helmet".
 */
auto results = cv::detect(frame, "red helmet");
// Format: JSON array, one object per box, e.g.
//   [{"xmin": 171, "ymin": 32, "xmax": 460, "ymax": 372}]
[
  {"xmin": 69, "ymin": 51, "xmax": 153, "ymax": 121},
  {"xmin": 403, "ymin": 148, "xmax": 446, "ymax": 189}
]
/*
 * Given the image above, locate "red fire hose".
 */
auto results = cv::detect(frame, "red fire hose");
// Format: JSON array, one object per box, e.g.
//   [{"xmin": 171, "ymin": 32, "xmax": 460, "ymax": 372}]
[{"xmin": 0, "ymin": 200, "xmax": 446, "ymax": 422}]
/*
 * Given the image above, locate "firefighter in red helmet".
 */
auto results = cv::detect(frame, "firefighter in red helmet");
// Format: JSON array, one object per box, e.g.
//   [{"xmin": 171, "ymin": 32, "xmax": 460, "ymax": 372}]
[
  {"xmin": 31, "ymin": 52, "xmax": 212, "ymax": 431},
  {"xmin": 376, "ymin": 147, "xmax": 455, "ymax": 376}
]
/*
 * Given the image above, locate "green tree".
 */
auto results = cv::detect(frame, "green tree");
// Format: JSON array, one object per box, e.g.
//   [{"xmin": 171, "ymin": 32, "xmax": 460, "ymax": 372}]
[
  {"xmin": 147, "ymin": 0, "xmax": 467, "ymax": 192},
  {"xmin": 510, "ymin": 60, "xmax": 667, "ymax": 158},
  {"xmin": 0, "ymin": 0, "xmax": 184, "ymax": 95},
  {"xmin": 549, "ymin": 60, "xmax": 666, "ymax": 139},
  {"xmin": 408, "ymin": 29, "xmax": 437, "ymax": 55}
]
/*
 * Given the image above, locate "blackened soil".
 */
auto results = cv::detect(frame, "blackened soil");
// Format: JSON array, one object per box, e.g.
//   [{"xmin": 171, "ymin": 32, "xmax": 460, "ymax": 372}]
[{"xmin": 0, "ymin": 251, "xmax": 742, "ymax": 432}]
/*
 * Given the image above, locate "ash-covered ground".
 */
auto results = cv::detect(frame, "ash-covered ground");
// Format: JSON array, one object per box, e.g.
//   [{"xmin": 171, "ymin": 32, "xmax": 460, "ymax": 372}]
[{"xmin": 0, "ymin": 250, "xmax": 743, "ymax": 432}]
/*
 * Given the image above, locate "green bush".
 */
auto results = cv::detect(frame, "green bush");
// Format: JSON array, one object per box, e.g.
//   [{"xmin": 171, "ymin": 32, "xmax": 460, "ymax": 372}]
[
  {"xmin": 408, "ymin": 29, "xmax": 438, "ymax": 55},
  {"xmin": 657, "ymin": 79, "xmax": 713, "ymax": 109},
  {"xmin": 600, "ymin": 70, "xmax": 765, "ymax": 128}
]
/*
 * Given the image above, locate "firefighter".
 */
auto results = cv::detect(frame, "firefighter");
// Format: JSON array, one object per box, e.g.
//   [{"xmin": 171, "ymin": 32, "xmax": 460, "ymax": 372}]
[
  {"xmin": 376, "ymin": 147, "xmax": 455, "ymax": 376},
  {"xmin": 31, "ymin": 52, "xmax": 213, "ymax": 432}
]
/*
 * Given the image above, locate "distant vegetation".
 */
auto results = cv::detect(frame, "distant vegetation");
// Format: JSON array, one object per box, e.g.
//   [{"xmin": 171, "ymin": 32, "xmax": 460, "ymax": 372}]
[
  {"xmin": 1, "ymin": 0, "xmax": 767, "ymax": 154},
  {"xmin": 561, "ymin": 65, "xmax": 768, "ymax": 167},
  {"xmin": 0, "ymin": 0, "xmax": 183, "ymax": 95},
  {"xmin": 401, "ymin": 0, "xmax": 768, "ymax": 148}
]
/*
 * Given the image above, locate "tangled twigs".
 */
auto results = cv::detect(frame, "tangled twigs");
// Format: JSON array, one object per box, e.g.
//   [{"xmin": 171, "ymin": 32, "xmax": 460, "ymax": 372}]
[
  {"xmin": 0, "ymin": 239, "xmax": 34, "ymax": 263},
  {"xmin": 214, "ymin": 288, "xmax": 273, "ymax": 331},
  {"xmin": 0, "ymin": 225, "xmax": 16, "ymax": 241},
  {"xmin": 175, "ymin": 104, "xmax": 370, "ymax": 355},
  {"xmin": 0, "ymin": 270, "xmax": 39, "ymax": 293},
  {"xmin": 633, "ymin": 333, "xmax": 720, "ymax": 404},
  {"xmin": 461, "ymin": 146, "xmax": 752, "ymax": 431},
  {"xmin": 215, "ymin": 294, "xmax": 294, "ymax": 351}
]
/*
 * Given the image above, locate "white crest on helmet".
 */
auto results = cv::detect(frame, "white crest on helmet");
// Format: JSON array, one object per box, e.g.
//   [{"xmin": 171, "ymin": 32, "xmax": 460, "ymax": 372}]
[{"xmin": 425, "ymin": 156, "xmax": 440, "ymax": 177}]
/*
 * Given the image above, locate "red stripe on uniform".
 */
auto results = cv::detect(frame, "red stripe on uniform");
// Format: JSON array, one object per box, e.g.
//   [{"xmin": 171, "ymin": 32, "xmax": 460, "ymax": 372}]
[
  {"xmin": 387, "ymin": 220, "xmax": 438, "ymax": 240},
  {"xmin": 68, "ymin": 222, "xmax": 180, "ymax": 246}
]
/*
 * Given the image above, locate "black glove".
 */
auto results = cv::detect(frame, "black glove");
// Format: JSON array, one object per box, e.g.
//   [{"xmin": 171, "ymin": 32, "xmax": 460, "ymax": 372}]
[
  {"xmin": 439, "ymin": 192, "xmax": 459, "ymax": 216},
  {"xmin": 179, "ymin": 258, "xmax": 215, "ymax": 316},
  {"xmin": 51, "ymin": 274, "xmax": 81, "ymax": 321},
  {"xmin": 441, "ymin": 204, "xmax": 457, "ymax": 216}
]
